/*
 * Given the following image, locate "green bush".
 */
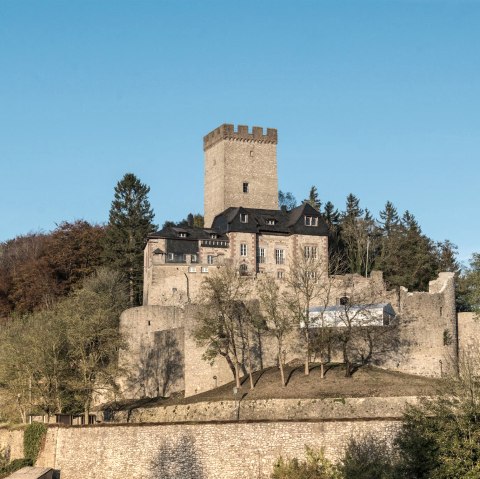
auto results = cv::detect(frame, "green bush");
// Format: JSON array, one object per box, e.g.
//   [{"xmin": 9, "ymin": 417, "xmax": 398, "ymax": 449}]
[
  {"xmin": 340, "ymin": 434, "xmax": 396, "ymax": 479},
  {"xmin": 0, "ymin": 458, "xmax": 34, "ymax": 478},
  {"xmin": 23, "ymin": 422, "xmax": 48, "ymax": 463},
  {"xmin": 272, "ymin": 446, "xmax": 341, "ymax": 479}
]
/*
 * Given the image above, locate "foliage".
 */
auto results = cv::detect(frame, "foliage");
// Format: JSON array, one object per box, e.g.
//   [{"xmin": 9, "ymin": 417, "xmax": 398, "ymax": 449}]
[
  {"xmin": 23, "ymin": 422, "xmax": 47, "ymax": 463},
  {"xmin": 104, "ymin": 173, "xmax": 156, "ymax": 306},
  {"xmin": 394, "ymin": 349, "xmax": 480, "ymax": 478},
  {"xmin": 0, "ymin": 221, "xmax": 107, "ymax": 318},
  {"xmin": 340, "ymin": 434, "xmax": 396, "ymax": 479},
  {"xmin": 0, "ymin": 458, "xmax": 33, "ymax": 478},
  {"xmin": 279, "ymin": 190, "xmax": 297, "ymax": 211},
  {"xmin": 0, "ymin": 268, "xmax": 128, "ymax": 422},
  {"xmin": 271, "ymin": 447, "xmax": 341, "ymax": 479},
  {"xmin": 457, "ymin": 253, "xmax": 480, "ymax": 314},
  {"xmin": 305, "ymin": 186, "xmax": 321, "ymax": 211},
  {"xmin": 162, "ymin": 212, "xmax": 204, "ymax": 229}
]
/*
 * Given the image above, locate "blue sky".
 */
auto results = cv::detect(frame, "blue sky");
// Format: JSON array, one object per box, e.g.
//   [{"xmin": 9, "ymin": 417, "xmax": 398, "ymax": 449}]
[{"xmin": 0, "ymin": 0, "xmax": 478, "ymax": 263}]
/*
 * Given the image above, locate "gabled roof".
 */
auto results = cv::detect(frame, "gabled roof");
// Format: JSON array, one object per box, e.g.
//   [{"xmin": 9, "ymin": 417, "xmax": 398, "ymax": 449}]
[{"xmin": 211, "ymin": 204, "xmax": 329, "ymax": 236}]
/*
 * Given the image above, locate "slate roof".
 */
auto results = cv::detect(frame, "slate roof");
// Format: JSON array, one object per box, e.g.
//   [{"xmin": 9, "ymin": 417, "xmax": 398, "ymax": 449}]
[
  {"xmin": 211, "ymin": 203, "xmax": 329, "ymax": 236},
  {"xmin": 148, "ymin": 226, "xmax": 229, "ymax": 241}
]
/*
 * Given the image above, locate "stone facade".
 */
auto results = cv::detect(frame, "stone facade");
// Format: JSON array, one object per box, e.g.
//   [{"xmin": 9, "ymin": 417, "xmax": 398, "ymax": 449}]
[{"xmin": 204, "ymin": 124, "xmax": 279, "ymax": 228}]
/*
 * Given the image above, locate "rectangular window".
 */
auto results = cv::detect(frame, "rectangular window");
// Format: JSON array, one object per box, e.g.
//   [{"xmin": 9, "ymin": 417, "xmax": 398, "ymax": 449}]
[
  {"xmin": 257, "ymin": 247, "xmax": 265, "ymax": 263},
  {"xmin": 168, "ymin": 253, "xmax": 174, "ymax": 261},
  {"xmin": 266, "ymin": 219, "xmax": 276, "ymax": 225},
  {"xmin": 188, "ymin": 266, "xmax": 196, "ymax": 273},
  {"xmin": 201, "ymin": 267, "xmax": 209, "ymax": 273},
  {"xmin": 304, "ymin": 246, "xmax": 318, "ymax": 259},
  {"xmin": 191, "ymin": 254, "xmax": 198, "ymax": 263},
  {"xmin": 207, "ymin": 255, "xmax": 214, "ymax": 265},
  {"xmin": 243, "ymin": 182, "xmax": 249, "ymax": 193},
  {"xmin": 240, "ymin": 213, "xmax": 248, "ymax": 223},
  {"xmin": 277, "ymin": 270, "xmax": 284, "ymax": 280},
  {"xmin": 240, "ymin": 243, "xmax": 247, "ymax": 256},
  {"xmin": 304, "ymin": 216, "xmax": 318, "ymax": 226},
  {"xmin": 275, "ymin": 249, "xmax": 285, "ymax": 265}
]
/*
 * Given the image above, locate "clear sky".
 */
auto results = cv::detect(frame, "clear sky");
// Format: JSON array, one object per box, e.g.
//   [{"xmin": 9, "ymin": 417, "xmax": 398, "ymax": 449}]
[{"xmin": 1, "ymin": 0, "xmax": 478, "ymax": 263}]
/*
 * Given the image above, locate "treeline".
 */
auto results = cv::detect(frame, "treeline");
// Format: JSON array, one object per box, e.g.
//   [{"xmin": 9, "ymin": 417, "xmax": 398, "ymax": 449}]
[
  {"xmin": 280, "ymin": 187, "xmax": 460, "ymax": 293},
  {"xmin": 0, "ymin": 173, "xmax": 157, "ymax": 320}
]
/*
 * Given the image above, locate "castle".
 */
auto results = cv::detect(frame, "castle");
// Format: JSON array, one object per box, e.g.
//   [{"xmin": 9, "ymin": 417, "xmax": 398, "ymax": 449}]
[{"xmin": 119, "ymin": 123, "xmax": 461, "ymax": 400}]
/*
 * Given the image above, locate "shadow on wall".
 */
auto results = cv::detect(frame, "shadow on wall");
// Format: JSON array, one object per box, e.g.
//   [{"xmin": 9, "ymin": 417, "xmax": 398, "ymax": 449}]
[
  {"xmin": 126, "ymin": 329, "xmax": 184, "ymax": 398},
  {"xmin": 151, "ymin": 435, "xmax": 205, "ymax": 479}
]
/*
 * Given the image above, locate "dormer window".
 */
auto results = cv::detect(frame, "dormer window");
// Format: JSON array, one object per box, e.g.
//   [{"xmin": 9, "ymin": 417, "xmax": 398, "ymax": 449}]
[
  {"xmin": 304, "ymin": 216, "xmax": 318, "ymax": 227},
  {"xmin": 240, "ymin": 213, "xmax": 248, "ymax": 223},
  {"xmin": 266, "ymin": 219, "xmax": 276, "ymax": 226},
  {"xmin": 243, "ymin": 182, "xmax": 249, "ymax": 193},
  {"xmin": 179, "ymin": 232, "xmax": 187, "ymax": 238},
  {"xmin": 210, "ymin": 233, "xmax": 218, "ymax": 239}
]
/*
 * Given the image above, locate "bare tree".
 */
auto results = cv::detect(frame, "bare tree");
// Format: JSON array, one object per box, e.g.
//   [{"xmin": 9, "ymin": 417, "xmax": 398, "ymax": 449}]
[
  {"xmin": 285, "ymin": 250, "xmax": 329, "ymax": 376},
  {"xmin": 257, "ymin": 275, "xmax": 292, "ymax": 386},
  {"xmin": 193, "ymin": 265, "xmax": 251, "ymax": 389}
]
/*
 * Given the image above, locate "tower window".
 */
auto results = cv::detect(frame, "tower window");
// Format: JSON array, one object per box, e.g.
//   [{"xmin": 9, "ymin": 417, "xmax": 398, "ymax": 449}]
[
  {"xmin": 240, "ymin": 244, "xmax": 247, "ymax": 256},
  {"xmin": 243, "ymin": 182, "xmax": 249, "ymax": 193}
]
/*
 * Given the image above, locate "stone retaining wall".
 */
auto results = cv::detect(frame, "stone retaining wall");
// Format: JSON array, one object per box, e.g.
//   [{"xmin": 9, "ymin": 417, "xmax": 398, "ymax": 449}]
[{"xmin": 33, "ymin": 419, "xmax": 401, "ymax": 479}]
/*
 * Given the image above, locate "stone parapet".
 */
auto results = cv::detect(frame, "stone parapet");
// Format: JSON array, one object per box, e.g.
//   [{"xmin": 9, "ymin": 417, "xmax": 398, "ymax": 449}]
[{"xmin": 203, "ymin": 123, "xmax": 277, "ymax": 150}]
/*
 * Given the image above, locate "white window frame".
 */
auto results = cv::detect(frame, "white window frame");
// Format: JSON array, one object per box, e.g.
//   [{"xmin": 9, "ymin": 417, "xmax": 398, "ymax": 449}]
[
  {"xmin": 304, "ymin": 216, "xmax": 318, "ymax": 227},
  {"xmin": 201, "ymin": 267, "xmax": 209, "ymax": 273},
  {"xmin": 275, "ymin": 249, "xmax": 285, "ymax": 265},
  {"xmin": 240, "ymin": 243, "xmax": 247, "ymax": 256},
  {"xmin": 188, "ymin": 266, "xmax": 196, "ymax": 273},
  {"xmin": 240, "ymin": 213, "xmax": 248, "ymax": 223},
  {"xmin": 207, "ymin": 255, "xmax": 214, "ymax": 265}
]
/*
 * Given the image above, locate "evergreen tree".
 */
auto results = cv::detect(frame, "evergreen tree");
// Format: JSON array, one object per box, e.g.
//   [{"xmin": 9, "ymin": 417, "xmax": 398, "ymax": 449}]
[
  {"xmin": 305, "ymin": 185, "xmax": 321, "ymax": 211},
  {"xmin": 379, "ymin": 201, "xmax": 399, "ymax": 236},
  {"xmin": 104, "ymin": 173, "xmax": 157, "ymax": 306}
]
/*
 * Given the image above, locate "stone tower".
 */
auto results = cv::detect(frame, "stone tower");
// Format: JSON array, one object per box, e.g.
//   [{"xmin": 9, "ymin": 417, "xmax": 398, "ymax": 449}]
[{"xmin": 203, "ymin": 124, "xmax": 279, "ymax": 227}]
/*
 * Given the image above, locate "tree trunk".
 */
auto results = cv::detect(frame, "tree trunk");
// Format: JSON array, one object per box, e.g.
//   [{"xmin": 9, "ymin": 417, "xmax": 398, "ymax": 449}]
[
  {"xmin": 304, "ymin": 328, "xmax": 310, "ymax": 376},
  {"xmin": 279, "ymin": 351, "xmax": 286, "ymax": 387},
  {"xmin": 320, "ymin": 361, "xmax": 324, "ymax": 379},
  {"xmin": 233, "ymin": 360, "xmax": 241, "ymax": 389}
]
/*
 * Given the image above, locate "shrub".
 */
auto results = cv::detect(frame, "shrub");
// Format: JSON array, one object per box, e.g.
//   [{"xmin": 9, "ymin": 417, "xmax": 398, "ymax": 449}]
[
  {"xmin": 271, "ymin": 446, "xmax": 341, "ymax": 479},
  {"xmin": 340, "ymin": 434, "xmax": 396, "ymax": 479},
  {"xmin": 23, "ymin": 422, "xmax": 48, "ymax": 463}
]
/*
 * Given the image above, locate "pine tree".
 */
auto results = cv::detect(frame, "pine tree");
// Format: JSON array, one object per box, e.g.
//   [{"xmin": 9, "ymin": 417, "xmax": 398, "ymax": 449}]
[
  {"xmin": 379, "ymin": 201, "xmax": 399, "ymax": 236},
  {"xmin": 104, "ymin": 173, "xmax": 157, "ymax": 306},
  {"xmin": 306, "ymin": 186, "xmax": 321, "ymax": 211}
]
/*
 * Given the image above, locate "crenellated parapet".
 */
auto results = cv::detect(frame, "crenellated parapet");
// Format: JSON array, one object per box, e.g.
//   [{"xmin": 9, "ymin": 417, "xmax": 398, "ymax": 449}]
[{"xmin": 203, "ymin": 123, "xmax": 278, "ymax": 150}]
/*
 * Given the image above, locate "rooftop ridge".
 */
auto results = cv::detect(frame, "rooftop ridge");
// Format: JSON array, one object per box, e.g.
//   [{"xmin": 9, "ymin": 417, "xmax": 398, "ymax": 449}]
[{"xmin": 203, "ymin": 123, "xmax": 277, "ymax": 150}]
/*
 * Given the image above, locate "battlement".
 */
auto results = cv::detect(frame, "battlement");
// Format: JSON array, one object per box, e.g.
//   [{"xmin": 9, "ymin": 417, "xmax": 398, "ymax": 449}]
[{"xmin": 203, "ymin": 123, "xmax": 278, "ymax": 150}]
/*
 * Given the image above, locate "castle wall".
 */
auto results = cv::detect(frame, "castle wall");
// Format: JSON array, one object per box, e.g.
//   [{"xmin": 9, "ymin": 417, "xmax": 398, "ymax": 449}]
[
  {"xmin": 118, "ymin": 306, "xmax": 187, "ymax": 399},
  {"xmin": 383, "ymin": 273, "xmax": 457, "ymax": 377},
  {"xmin": 0, "ymin": 427, "xmax": 23, "ymax": 461},
  {"xmin": 457, "ymin": 312, "xmax": 480, "ymax": 367},
  {"xmin": 31, "ymin": 419, "xmax": 400, "ymax": 478}
]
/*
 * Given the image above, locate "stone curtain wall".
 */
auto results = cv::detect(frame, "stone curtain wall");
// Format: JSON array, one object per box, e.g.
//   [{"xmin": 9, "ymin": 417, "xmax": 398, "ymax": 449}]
[
  {"xmin": 34, "ymin": 419, "xmax": 400, "ymax": 479},
  {"xmin": 0, "ymin": 427, "xmax": 23, "ymax": 461}
]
